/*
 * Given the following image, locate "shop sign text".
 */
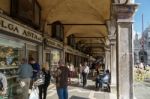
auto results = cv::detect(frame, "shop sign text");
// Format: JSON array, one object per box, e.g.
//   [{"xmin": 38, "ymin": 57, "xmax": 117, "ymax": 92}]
[
  {"xmin": 46, "ymin": 39, "xmax": 63, "ymax": 49},
  {"xmin": 0, "ymin": 17, "xmax": 42, "ymax": 42}
]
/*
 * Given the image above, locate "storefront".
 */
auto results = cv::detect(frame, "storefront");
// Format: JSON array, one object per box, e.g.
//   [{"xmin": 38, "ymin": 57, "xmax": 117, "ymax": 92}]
[
  {"xmin": 0, "ymin": 14, "xmax": 43, "ymax": 98},
  {"xmin": 65, "ymin": 46, "xmax": 75, "ymax": 66},
  {"xmin": 44, "ymin": 38, "xmax": 63, "ymax": 73},
  {"xmin": 65, "ymin": 46, "xmax": 89, "ymax": 67}
]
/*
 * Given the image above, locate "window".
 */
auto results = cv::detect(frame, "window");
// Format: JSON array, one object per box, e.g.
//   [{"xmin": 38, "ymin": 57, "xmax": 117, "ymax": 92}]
[
  {"xmin": 11, "ymin": 0, "xmax": 41, "ymax": 29},
  {"xmin": 0, "ymin": 38, "xmax": 24, "ymax": 67},
  {"xmin": 51, "ymin": 21, "xmax": 64, "ymax": 41},
  {"xmin": 67, "ymin": 35, "xmax": 75, "ymax": 48}
]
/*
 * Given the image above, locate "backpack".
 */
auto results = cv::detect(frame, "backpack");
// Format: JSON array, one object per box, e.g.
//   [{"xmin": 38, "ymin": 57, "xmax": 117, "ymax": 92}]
[{"xmin": 0, "ymin": 79, "xmax": 3, "ymax": 91}]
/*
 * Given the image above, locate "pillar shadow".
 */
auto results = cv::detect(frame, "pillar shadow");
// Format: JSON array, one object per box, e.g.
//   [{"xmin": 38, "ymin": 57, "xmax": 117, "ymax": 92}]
[
  {"xmin": 69, "ymin": 83, "xmax": 96, "ymax": 91},
  {"xmin": 69, "ymin": 96, "xmax": 90, "ymax": 99}
]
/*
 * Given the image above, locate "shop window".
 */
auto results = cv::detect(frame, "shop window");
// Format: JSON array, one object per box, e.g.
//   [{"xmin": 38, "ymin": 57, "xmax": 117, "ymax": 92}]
[
  {"xmin": 28, "ymin": 50, "xmax": 37, "ymax": 62},
  {"xmin": 52, "ymin": 21, "xmax": 64, "ymax": 42},
  {"xmin": 11, "ymin": 0, "xmax": 41, "ymax": 29},
  {"xmin": 27, "ymin": 44, "xmax": 38, "ymax": 62},
  {"xmin": 45, "ymin": 53, "xmax": 51, "ymax": 68},
  {"xmin": 0, "ymin": 38, "xmax": 24, "ymax": 67},
  {"xmin": 50, "ymin": 49, "xmax": 61, "ymax": 71}
]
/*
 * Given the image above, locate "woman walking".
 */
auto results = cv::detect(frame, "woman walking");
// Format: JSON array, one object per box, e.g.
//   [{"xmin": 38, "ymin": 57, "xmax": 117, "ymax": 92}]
[{"xmin": 39, "ymin": 63, "xmax": 51, "ymax": 99}]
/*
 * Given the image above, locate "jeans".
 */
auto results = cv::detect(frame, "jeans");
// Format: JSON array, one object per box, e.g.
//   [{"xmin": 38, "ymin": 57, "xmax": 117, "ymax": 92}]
[
  {"xmin": 82, "ymin": 72, "xmax": 88, "ymax": 87},
  {"xmin": 57, "ymin": 87, "xmax": 68, "ymax": 99}
]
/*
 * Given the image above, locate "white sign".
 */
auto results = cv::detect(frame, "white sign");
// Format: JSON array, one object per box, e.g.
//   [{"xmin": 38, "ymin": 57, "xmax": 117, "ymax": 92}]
[{"xmin": 0, "ymin": 16, "xmax": 43, "ymax": 42}]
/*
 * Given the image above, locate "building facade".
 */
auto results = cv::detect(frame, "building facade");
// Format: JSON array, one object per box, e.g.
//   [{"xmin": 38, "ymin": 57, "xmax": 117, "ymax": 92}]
[{"xmin": 134, "ymin": 25, "xmax": 150, "ymax": 65}]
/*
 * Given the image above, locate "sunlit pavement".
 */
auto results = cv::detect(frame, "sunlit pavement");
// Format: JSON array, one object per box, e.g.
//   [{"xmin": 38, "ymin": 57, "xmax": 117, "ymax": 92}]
[
  {"xmin": 47, "ymin": 78, "xmax": 116, "ymax": 99},
  {"xmin": 134, "ymin": 79, "xmax": 150, "ymax": 99}
]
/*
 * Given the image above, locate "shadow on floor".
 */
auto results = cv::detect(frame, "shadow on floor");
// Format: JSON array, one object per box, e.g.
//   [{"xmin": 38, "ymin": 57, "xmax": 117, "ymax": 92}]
[
  {"xmin": 69, "ymin": 83, "xmax": 96, "ymax": 90},
  {"xmin": 69, "ymin": 96, "xmax": 90, "ymax": 99}
]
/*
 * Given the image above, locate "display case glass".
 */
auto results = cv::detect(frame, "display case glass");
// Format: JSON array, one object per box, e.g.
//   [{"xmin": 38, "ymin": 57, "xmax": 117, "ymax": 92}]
[{"xmin": 0, "ymin": 37, "xmax": 25, "ymax": 77}]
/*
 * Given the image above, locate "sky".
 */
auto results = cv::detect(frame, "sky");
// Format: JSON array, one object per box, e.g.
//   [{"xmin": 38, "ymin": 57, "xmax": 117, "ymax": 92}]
[{"xmin": 134, "ymin": 0, "xmax": 150, "ymax": 37}]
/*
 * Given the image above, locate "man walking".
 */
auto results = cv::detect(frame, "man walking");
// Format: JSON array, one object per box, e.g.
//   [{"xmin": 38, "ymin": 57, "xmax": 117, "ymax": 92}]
[
  {"xmin": 55, "ymin": 60, "xmax": 70, "ymax": 99},
  {"xmin": 18, "ymin": 58, "xmax": 33, "ymax": 99},
  {"xmin": 82, "ymin": 62, "xmax": 89, "ymax": 87}
]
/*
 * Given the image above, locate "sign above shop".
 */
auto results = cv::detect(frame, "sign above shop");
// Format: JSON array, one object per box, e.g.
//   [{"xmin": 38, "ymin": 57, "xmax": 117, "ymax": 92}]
[
  {"xmin": 0, "ymin": 15, "xmax": 43, "ymax": 42},
  {"xmin": 65, "ymin": 46, "xmax": 87, "ymax": 57},
  {"xmin": 65, "ymin": 46, "xmax": 74, "ymax": 53},
  {"xmin": 45, "ymin": 38, "xmax": 63, "ymax": 49}
]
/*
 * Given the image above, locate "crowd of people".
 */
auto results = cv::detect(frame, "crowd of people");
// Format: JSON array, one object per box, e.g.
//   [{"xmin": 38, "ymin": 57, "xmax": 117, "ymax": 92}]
[
  {"xmin": 0, "ymin": 58, "xmax": 111, "ymax": 99},
  {"xmin": 134, "ymin": 63, "xmax": 150, "ymax": 82}
]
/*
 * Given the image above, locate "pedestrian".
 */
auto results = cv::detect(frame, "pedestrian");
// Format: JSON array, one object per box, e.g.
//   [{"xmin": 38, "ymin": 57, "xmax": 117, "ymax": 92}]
[
  {"xmin": 78, "ymin": 63, "xmax": 83, "ymax": 85},
  {"xmin": 18, "ymin": 58, "xmax": 33, "ymax": 99},
  {"xmin": 29, "ymin": 58, "xmax": 40, "ymax": 81},
  {"xmin": 69, "ymin": 63, "xmax": 75, "ymax": 78},
  {"xmin": 82, "ymin": 62, "xmax": 89, "ymax": 87},
  {"xmin": 66, "ymin": 63, "xmax": 71, "ymax": 84},
  {"xmin": 55, "ymin": 60, "xmax": 70, "ymax": 99},
  {"xmin": 39, "ymin": 62, "xmax": 51, "ymax": 99}
]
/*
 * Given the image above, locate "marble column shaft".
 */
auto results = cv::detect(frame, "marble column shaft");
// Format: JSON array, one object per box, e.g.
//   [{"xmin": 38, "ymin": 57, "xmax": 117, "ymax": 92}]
[
  {"xmin": 105, "ymin": 49, "xmax": 111, "ymax": 70},
  {"xmin": 110, "ymin": 43, "xmax": 117, "ymax": 86},
  {"xmin": 117, "ymin": 21, "xmax": 133, "ymax": 99}
]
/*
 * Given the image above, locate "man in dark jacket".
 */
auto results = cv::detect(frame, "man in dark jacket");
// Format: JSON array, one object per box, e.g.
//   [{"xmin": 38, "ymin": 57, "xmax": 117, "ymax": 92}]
[
  {"xmin": 55, "ymin": 60, "xmax": 70, "ymax": 99},
  {"xmin": 30, "ymin": 59, "xmax": 40, "ymax": 80}
]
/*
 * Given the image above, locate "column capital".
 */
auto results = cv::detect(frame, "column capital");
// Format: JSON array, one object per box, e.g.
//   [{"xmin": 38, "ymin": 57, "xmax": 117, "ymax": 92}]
[
  {"xmin": 108, "ymin": 35, "xmax": 116, "ymax": 45},
  {"xmin": 113, "ymin": 3, "xmax": 138, "ymax": 20},
  {"xmin": 105, "ymin": 47, "xmax": 111, "ymax": 52}
]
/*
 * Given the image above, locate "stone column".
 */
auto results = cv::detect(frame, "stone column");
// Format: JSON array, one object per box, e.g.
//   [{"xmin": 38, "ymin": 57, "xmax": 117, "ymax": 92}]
[
  {"xmin": 114, "ymin": 3, "xmax": 138, "ymax": 99},
  {"xmin": 117, "ymin": 19, "xmax": 133, "ymax": 99},
  {"xmin": 105, "ymin": 48, "xmax": 111, "ymax": 70},
  {"xmin": 38, "ymin": 45, "xmax": 43, "ymax": 66},
  {"xmin": 110, "ymin": 36, "xmax": 117, "ymax": 93}
]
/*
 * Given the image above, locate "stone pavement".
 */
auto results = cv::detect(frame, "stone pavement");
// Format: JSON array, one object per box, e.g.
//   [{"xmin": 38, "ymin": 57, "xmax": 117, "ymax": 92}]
[
  {"xmin": 134, "ymin": 81, "xmax": 150, "ymax": 99},
  {"xmin": 47, "ymin": 78, "xmax": 116, "ymax": 99}
]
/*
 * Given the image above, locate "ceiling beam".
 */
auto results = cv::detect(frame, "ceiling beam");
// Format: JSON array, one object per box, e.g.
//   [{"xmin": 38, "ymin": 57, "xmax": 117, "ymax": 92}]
[
  {"xmin": 47, "ymin": 23, "xmax": 106, "ymax": 25},
  {"xmin": 71, "ymin": 37, "xmax": 105, "ymax": 38},
  {"xmin": 79, "ymin": 43, "xmax": 105, "ymax": 44}
]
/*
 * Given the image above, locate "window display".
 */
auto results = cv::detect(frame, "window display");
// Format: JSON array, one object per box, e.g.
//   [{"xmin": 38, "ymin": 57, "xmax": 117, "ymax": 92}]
[
  {"xmin": 50, "ymin": 49, "xmax": 61, "ymax": 71},
  {"xmin": 0, "ymin": 37, "xmax": 24, "ymax": 80},
  {"xmin": 0, "ymin": 38, "xmax": 24, "ymax": 67}
]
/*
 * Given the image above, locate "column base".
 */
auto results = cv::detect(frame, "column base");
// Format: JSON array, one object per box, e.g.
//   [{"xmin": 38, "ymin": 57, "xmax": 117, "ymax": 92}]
[{"xmin": 110, "ymin": 84, "xmax": 117, "ymax": 94}]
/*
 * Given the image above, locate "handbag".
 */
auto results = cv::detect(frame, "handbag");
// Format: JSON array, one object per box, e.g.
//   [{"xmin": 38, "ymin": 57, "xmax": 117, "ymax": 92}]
[
  {"xmin": 29, "ymin": 86, "xmax": 39, "ymax": 99},
  {"xmin": 34, "ymin": 71, "xmax": 45, "ymax": 86}
]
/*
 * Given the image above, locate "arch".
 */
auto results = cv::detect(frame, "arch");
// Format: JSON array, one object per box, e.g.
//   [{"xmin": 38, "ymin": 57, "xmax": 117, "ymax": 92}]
[
  {"xmin": 65, "ymin": 25, "xmax": 107, "ymax": 37},
  {"xmin": 139, "ymin": 50, "xmax": 147, "ymax": 64}
]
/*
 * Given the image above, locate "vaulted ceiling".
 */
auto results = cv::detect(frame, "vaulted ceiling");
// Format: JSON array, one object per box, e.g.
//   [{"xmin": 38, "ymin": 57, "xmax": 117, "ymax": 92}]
[{"xmin": 37, "ymin": 0, "xmax": 112, "ymax": 57}]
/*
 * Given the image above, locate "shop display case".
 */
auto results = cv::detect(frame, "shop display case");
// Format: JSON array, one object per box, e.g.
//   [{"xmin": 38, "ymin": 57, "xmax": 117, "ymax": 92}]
[
  {"xmin": 0, "ymin": 38, "xmax": 25, "ymax": 98},
  {"xmin": 0, "ymin": 47, "xmax": 21, "ymax": 78}
]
